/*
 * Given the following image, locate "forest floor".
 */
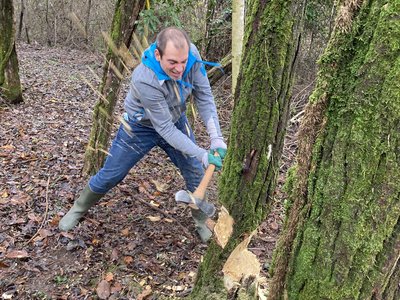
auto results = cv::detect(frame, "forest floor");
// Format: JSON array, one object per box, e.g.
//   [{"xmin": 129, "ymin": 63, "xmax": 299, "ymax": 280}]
[{"xmin": 0, "ymin": 43, "xmax": 306, "ymax": 299}]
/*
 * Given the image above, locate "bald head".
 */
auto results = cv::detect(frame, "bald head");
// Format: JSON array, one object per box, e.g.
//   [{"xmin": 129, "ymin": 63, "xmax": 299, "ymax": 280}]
[{"xmin": 156, "ymin": 27, "xmax": 191, "ymax": 57}]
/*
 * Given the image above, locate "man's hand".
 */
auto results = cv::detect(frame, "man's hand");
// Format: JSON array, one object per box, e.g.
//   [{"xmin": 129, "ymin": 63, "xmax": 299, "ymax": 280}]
[
  {"xmin": 210, "ymin": 138, "xmax": 227, "ymax": 160},
  {"xmin": 202, "ymin": 150, "xmax": 223, "ymax": 170}
]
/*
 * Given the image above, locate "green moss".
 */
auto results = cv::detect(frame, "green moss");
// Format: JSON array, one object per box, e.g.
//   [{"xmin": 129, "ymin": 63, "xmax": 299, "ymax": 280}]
[
  {"xmin": 194, "ymin": 0, "xmax": 305, "ymax": 297},
  {"xmin": 276, "ymin": 1, "xmax": 400, "ymax": 299},
  {"xmin": 1, "ymin": 83, "xmax": 23, "ymax": 103}
]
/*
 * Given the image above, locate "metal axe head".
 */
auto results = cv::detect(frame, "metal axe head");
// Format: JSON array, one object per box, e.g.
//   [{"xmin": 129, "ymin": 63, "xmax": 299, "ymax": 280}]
[{"xmin": 175, "ymin": 190, "xmax": 216, "ymax": 217}]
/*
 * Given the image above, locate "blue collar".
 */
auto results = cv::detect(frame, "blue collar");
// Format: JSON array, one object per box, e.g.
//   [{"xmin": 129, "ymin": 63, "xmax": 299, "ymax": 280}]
[{"xmin": 141, "ymin": 43, "xmax": 198, "ymax": 82}]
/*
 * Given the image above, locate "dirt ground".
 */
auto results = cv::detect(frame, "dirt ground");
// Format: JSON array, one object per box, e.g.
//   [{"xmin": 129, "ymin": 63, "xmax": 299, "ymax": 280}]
[{"xmin": 0, "ymin": 44, "xmax": 293, "ymax": 299}]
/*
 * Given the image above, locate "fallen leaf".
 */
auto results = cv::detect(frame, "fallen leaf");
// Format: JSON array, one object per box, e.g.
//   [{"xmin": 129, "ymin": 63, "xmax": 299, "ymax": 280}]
[
  {"xmin": 188, "ymin": 271, "xmax": 196, "ymax": 277},
  {"xmin": 149, "ymin": 200, "xmax": 160, "ymax": 207},
  {"xmin": 123, "ymin": 256, "xmax": 133, "ymax": 265},
  {"xmin": 137, "ymin": 286, "xmax": 152, "ymax": 300},
  {"xmin": 49, "ymin": 215, "xmax": 61, "ymax": 226},
  {"xmin": 96, "ymin": 280, "xmax": 111, "ymax": 299},
  {"xmin": 0, "ymin": 261, "xmax": 10, "ymax": 268},
  {"xmin": 164, "ymin": 218, "xmax": 173, "ymax": 223},
  {"xmin": 222, "ymin": 231, "xmax": 260, "ymax": 291},
  {"xmin": 28, "ymin": 213, "xmax": 42, "ymax": 223},
  {"xmin": 269, "ymin": 220, "xmax": 279, "ymax": 231},
  {"xmin": 80, "ymin": 287, "xmax": 89, "ymax": 296},
  {"xmin": 151, "ymin": 179, "xmax": 168, "ymax": 193},
  {"xmin": 38, "ymin": 229, "xmax": 53, "ymax": 238},
  {"xmin": 10, "ymin": 192, "xmax": 32, "ymax": 205},
  {"xmin": 60, "ymin": 231, "xmax": 75, "ymax": 240},
  {"xmin": 2, "ymin": 292, "xmax": 14, "ymax": 300},
  {"xmin": 1, "ymin": 191, "xmax": 8, "ymax": 198},
  {"xmin": 214, "ymin": 206, "xmax": 234, "ymax": 248},
  {"xmin": 104, "ymin": 272, "xmax": 114, "ymax": 282},
  {"xmin": 111, "ymin": 248, "xmax": 119, "ymax": 261},
  {"xmin": 6, "ymin": 249, "xmax": 30, "ymax": 259},
  {"xmin": 147, "ymin": 215, "xmax": 161, "ymax": 222},
  {"xmin": 0, "ymin": 144, "xmax": 15, "ymax": 151},
  {"xmin": 139, "ymin": 279, "xmax": 146, "ymax": 286},
  {"xmin": 111, "ymin": 282, "xmax": 122, "ymax": 293},
  {"xmin": 121, "ymin": 228, "xmax": 130, "ymax": 237},
  {"xmin": 92, "ymin": 238, "xmax": 101, "ymax": 246}
]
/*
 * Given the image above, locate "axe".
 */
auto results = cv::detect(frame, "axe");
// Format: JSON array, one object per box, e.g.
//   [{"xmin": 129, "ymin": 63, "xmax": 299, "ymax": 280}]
[{"xmin": 175, "ymin": 154, "xmax": 219, "ymax": 217}]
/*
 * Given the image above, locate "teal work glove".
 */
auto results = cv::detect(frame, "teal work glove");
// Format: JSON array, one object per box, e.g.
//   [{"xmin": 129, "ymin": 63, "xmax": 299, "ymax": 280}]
[
  {"xmin": 215, "ymin": 148, "xmax": 227, "ymax": 160},
  {"xmin": 210, "ymin": 138, "xmax": 227, "ymax": 160},
  {"xmin": 202, "ymin": 151, "xmax": 223, "ymax": 171}
]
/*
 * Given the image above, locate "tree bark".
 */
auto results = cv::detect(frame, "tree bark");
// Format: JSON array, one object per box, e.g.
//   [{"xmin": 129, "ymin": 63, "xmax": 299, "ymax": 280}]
[
  {"xmin": 231, "ymin": 0, "xmax": 244, "ymax": 94},
  {"xmin": 0, "ymin": 0, "xmax": 23, "ymax": 104},
  {"xmin": 17, "ymin": 0, "xmax": 25, "ymax": 40},
  {"xmin": 83, "ymin": 0, "xmax": 146, "ymax": 175},
  {"xmin": 85, "ymin": 0, "xmax": 92, "ymax": 44},
  {"xmin": 270, "ymin": 1, "xmax": 400, "ymax": 299},
  {"xmin": 45, "ymin": 0, "xmax": 51, "ymax": 46},
  {"xmin": 202, "ymin": 0, "xmax": 231, "ymax": 61},
  {"xmin": 190, "ymin": 0, "xmax": 305, "ymax": 297}
]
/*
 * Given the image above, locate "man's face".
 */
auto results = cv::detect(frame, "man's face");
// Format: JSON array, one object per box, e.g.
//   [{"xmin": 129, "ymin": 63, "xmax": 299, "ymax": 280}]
[{"xmin": 155, "ymin": 41, "xmax": 189, "ymax": 80}]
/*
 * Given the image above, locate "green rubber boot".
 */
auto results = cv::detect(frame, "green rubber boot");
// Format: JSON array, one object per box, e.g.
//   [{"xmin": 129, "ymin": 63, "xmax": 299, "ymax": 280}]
[
  {"xmin": 191, "ymin": 208, "xmax": 213, "ymax": 243},
  {"xmin": 59, "ymin": 185, "xmax": 104, "ymax": 231}
]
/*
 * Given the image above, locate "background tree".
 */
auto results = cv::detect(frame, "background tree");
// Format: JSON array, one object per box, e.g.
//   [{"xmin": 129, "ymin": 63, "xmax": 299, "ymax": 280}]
[
  {"xmin": 17, "ymin": 0, "xmax": 25, "ymax": 40},
  {"xmin": 0, "ymin": 0, "xmax": 23, "ymax": 104},
  {"xmin": 200, "ymin": 0, "xmax": 231, "ymax": 61},
  {"xmin": 13, "ymin": 0, "xmax": 115, "ymax": 48},
  {"xmin": 270, "ymin": 0, "xmax": 400, "ymax": 299},
  {"xmin": 84, "ymin": 0, "xmax": 92, "ymax": 44},
  {"xmin": 83, "ymin": 0, "xmax": 146, "ymax": 175},
  {"xmin": 231, "ymin": 0, "xmax": 244, "ymax": 94},
  {"xmin": 190, "ymin": 0, "xmax": 306, "ymax": 297},
  {"xmin": 296, "ymin": 0, "xmax": 335, "ymax": 85}
]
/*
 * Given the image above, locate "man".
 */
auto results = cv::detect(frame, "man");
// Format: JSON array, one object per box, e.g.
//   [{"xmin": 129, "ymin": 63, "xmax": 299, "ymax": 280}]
[{"xmin": 59, "ymin": 27, "xmax": 227, "ymax": 242}]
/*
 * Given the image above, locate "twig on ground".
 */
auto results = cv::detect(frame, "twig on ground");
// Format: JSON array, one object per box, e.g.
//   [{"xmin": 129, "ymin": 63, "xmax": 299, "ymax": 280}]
[
  {"xmin": 136, "ymin": 197, "xmax": 194, "ymax": 240},
  {"xmin": 25, "ymin": 176, "xmax": 50, "ymax": 245}
]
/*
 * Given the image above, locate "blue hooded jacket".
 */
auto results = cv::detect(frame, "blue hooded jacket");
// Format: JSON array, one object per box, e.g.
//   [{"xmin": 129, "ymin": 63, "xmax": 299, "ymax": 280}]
[{"xmin": 123, "ymin": 43, "xmax": 223, "ymax": 161}]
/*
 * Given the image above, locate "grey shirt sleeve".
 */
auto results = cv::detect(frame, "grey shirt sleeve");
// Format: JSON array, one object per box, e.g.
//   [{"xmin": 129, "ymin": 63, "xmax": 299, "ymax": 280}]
[{"xmin": 190, "ymin": 46, "xmax": 224, "ymax": 140}]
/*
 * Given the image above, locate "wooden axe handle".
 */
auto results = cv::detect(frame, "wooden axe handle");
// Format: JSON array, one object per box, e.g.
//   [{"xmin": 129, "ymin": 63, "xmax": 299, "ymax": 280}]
[{"xmin": 192, "ymin": 152, "xmax": 219, "ymax": 200}]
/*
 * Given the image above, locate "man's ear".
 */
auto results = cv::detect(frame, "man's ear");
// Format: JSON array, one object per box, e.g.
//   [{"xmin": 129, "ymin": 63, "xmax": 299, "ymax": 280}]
[{"xmin": 154, "ymin": 48, "xmax": 161, "ymax": 61}]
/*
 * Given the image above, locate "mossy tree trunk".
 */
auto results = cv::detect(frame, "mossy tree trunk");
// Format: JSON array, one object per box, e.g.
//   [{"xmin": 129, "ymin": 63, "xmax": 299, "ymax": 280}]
[
  {"xmin": 270, "ymin": 1, "xmax": 400, "ymax": 299},
  {"xmin": 83, "ymin": 0, "xmax": 145, "ymax": 175},
  {"xmin": 0, "ymin": 0, "xmax": 23, "ymax": 104},
  {"xmin": 190, "ymin": 0, "xmax": 306, "ymax": 298}
]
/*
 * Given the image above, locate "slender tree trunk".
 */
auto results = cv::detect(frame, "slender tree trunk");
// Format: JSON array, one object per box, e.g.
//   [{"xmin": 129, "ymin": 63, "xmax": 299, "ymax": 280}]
[
  {"xmin": 54, "ymin": 15, "xmax": 57, "ymax": 46},
  {"xmin": 270, "ymin": 1, "xmax": 400, "ymax": 299},
  {"xmin": 0, "ymin": 0, "xmax": 23, "ymax": 104},
  {"xmin": 199, "ymin": 0, "xmax": 216, "ymax": 58},
  {"xmin": 231, "ymin": 0, "xmax": 244, "ymax": 94},
  {"xmin": 17, "ymin": 0, "xmax": 25, "ymax": 40},
  {"xmin": 68, "ymin": 0, "xmax": 73, "ymax": 43},
  {"xmin": 45, "ymin": 0, "xmax": 51, "ymax": 46},
  {"xmin": 85, "ymin": 0, "xmax": 92, "ymax": 44},
  {"xmin": 25, "ymin": 27, "xmax": 30, "ymax": 44},
  {"xmin": 83, "ymin": 0, "xmax": 146, "ymax": 175},
  {"xmin": 190, "ymin": 0, "xmax": 305, "ymax": 297},
  {"xmin": 203, "ymin": 0, "xmax": 231, "ymax": 60}
]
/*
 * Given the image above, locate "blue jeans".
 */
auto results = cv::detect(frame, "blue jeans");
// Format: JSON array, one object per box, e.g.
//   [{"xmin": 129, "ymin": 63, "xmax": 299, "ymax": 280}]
[{"xmin": 89, "ymin": 114, "xmax": 204, "ymax": 194}]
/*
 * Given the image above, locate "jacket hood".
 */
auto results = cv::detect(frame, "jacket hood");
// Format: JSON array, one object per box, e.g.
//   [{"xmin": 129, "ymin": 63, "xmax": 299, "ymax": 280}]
[{"xmin": 141, "ymin": 42, "xmax": 197, "ymax": 82}]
